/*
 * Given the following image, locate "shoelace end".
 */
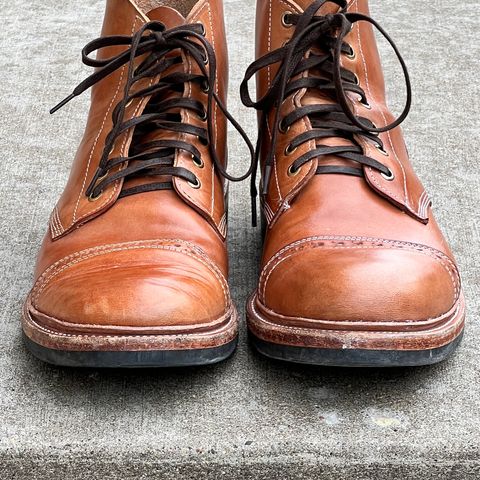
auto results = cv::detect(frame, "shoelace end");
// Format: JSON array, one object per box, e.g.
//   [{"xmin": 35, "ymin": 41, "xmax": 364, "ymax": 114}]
[
  {"xmin": 262, "ymin": 164, "xmax": 272, "ymax": 196},
  {"xmin": 50, "ymin": 93, "xmax": 76, "ymax": 114},
  {"xmin": 251, "ymin": 195, "xmax": 258, "ymax": 227}
]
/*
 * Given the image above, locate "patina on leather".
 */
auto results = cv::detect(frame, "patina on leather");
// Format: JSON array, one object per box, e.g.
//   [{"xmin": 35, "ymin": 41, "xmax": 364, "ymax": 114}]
[
  {"xmin": 245, "ymin": 0, "xmax": 465, "ymax": 361},
  {"xmin": 23, "ymin": 0, "xmax": 243, "ymax": 362}
]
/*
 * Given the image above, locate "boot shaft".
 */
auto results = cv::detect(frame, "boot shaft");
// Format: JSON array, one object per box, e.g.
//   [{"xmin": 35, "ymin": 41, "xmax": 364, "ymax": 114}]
[
  {"xmin": 50, "ymin": 0, "xmax": 229, "ymax": 243},
  {"xmin": 252, "ymin": 0, "xmax": 428, "ymax": 227}
]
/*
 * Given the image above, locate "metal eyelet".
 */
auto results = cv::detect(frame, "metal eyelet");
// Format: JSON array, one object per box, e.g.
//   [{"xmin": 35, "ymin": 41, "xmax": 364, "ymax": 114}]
[
  {"xmin": 197, "ymin": 22, "xmax": 206, "ymax": 36},
  {"xmin": 199, "ymin": 108, "xmax": 208, "ymax": 121},
  {"xmin": 375, "ymin": 144, "xmax": 389, "ymax": 156},
  {"xmin": 360, "ymin": 98, "xmax": 372, "ymax": 109},
  {"xmin": 353, "ymin": 73, "xmax": 360, "ymax": 85},
  {"xmin": 199, "ymin": 136, "xmax": 209, "ymax": 146},
  {"xmin": 188, "ymin": 177, "xmax": 201, "ymax": 189},
  {"xmin": 381, "ymin": 168, "xmax": 395, "ymax": 181},
  {"xmin": 124, "ymin": 98, "xmax": 134, "ymax": 109},
  {"xmin": 284, "ymin": 143, "xmax": 297, "ymax": 156},
  {"xmin": 287, "ymin": 164, "xmax": 300, "ymax": 177},
  {"xmin": 201, "ymin": 79, "xmax": 210, "ymax": 93},
  {"xmin": 282, "ymin": 11, "xmax": 293, "ymax": 27},
  {"xmin": 96, "ymin": 170, "xmax": 108, "ymax": 182},
  {"xmin": 108, "ymin": 145, "xmax": 115, "ymax": 155},
  {"xmin": 345, "ymin": 47, "xmax": 356, "ymax": 60},
  {"xmin": 88, "ymin": 189, "xmax": 103, "ymax": 202},
  {"xmin": 278, "ymin": 120, "xmax": 290, "ymax": 134},
  {"xmin": 203, "ymin": 54, "xmax": 209, "ymax": 65},
  {"xmin": 192, "ymin": 156, "xmax": 204, "ymax": 168}
]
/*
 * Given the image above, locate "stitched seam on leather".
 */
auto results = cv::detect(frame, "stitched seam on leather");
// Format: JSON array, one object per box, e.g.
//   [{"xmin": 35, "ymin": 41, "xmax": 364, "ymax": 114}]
[
  {"xmin": 33, "ymin": 244, "xmax": 228, "ymax": 308},
  {"xmin": 24, "ymin": 306, "xmax": 234, "ymax": 340},
  {"xmin": 259, "ymin": 237, "xmax": 460, "ymax": 303},
  {"xmin": 262, "ymin": 244, "xmax": 458, "ymax": 302},
  {"xmin": 33, "ymin": 245, "xmax": 228, "ymax": 310},
  {"xmin": 265, "ymin": 0, "xmax": 283, "ymax": 204},
  {"xmin": 75, "ymin": 16, "xmax": 155, "ymax": 228},
  {"xmin": 51, "ymin": 207, "xmax": 62, "ymax": 236},
  {"xmin": 32, "ymin": 240, "xmax": 229, "ymax": 309},
  {"xmin": 35, "ymin": 239, "xmax": 199, "ymax": 280},
  {"xmin": 254, "ymin": 294, "xmax": 460, "ymax": 326},
  {"xmin": 267, "ymin": 0, "xmax": 320, "ymax": 222},
  {"xmin": 353, "ymin": 3, "xmax": 411, "ymax": 210},
  {"xmin": 418, "ymin": 190, "xmax": 431, "ymax": 218},
  {"xmin": 276, "ymin": 0, "xmax": 305, "ymax": 208},
  {"xmin": 218, "ymin": 212, "xmax": 227, "ymax": 235},
  {"xmin": 250, "ymin": 293, "xmax": 463, "ymax": 329},
  {"xmin": 352, "ymin": 0, "xmax": 409, "ymax": 205},
  {"xmin": 70, "ymin": 16, "xmax": 140, "ymax": 225},
  {"xmin": 180, "ymin": 3, "xmax": 222, "ymax": 231},
  {"xmin": 50, "ymin": 207, "xmax": 59, "ymax": 235},
  {"xmin": 192, "ymin": 2, "xmax": 218, "ymax": 221},
  {"xmin": 267, "ymin": 0, "xmax": 272, "ymax": 86},
  {"xmin": 54, "ymin": 206, "xmax": 63, "ymax": 233},
  {"xmin": 204, "ymin": 1, "xmax": 218, "ymax": 218},
  {"xmin": 267, "ymin": 0, "xmax": 315, "ymax": 218},
  {"xmin": 262, "ymin": 252, "xmax": 296, "ymax": 298},
  {"xmin": 204, "ymin": 1, "xmax": 218, "ymax": 164},
  {"xmin": 261, "ymin": 236, "xmax": 459, "ymax": 279},
  {"xmin": 50, "ymin": 206, "xmax": 63, "ymax": 237}
]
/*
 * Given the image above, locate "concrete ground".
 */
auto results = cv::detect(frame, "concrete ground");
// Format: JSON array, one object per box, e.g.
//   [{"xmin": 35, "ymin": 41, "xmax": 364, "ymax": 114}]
[{"xmin": 1, "ymin": 0, "xmax": 479, "ymax": 478}]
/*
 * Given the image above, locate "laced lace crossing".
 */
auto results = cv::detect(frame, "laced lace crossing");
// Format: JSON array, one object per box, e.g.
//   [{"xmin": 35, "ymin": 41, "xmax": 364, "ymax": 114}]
[
  {"xmin": 52, "ymin": 20, "xmax": 254, "ymax": 201},
  {"xmin": 240, "ymin": 0, "xmax": 412, "ymax": 225}
]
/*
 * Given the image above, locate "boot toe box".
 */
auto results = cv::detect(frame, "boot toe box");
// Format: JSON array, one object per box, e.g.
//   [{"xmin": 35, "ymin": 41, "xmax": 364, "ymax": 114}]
[
  {"xmin": 29, "ymin": 241, "xmax": 230, "ymax": 333},
  {"xmin": 260, "ymin": 237, "xmax": 460, "ymax": 324}
]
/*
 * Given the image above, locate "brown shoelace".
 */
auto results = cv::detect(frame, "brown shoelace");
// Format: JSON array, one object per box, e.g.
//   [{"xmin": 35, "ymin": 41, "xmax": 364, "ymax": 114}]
[
  {"xmin": 52, "ymin": 21, "xmax": 254, "ymax": 201},
  {"xmin": 240, "ymin": 0, "xmax": 411, "ymax": 225}
]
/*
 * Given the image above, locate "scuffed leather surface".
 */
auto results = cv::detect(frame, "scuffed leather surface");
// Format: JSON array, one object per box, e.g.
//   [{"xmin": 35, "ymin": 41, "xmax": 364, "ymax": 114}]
[
  {"xmin": 255, "ymin": 0, "xmax": 463, "ymax": 327},
  {"xmin": 1, "ymin": 0, "xmax": 479, "ymax": 475},
  {"xmin": 28, "ymin": 0, "xmax": 234, "ymax": 335}
]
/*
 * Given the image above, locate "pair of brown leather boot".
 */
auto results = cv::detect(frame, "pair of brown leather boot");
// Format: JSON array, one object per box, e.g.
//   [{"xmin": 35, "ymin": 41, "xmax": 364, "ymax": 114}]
[{"xmin": 23, "ymin": 0, "xmax": 465, "ymax": 368}]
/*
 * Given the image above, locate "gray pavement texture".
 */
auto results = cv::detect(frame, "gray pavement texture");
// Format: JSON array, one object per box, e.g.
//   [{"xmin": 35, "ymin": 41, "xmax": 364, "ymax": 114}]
[{"xmin": 1, "ymin": 0, "xmax": 479, "ymax": 478}]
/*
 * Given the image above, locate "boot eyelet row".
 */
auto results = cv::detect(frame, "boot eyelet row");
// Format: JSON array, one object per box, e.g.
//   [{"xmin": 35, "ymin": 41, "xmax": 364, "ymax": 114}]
[
  {"xmin": 197, "ymin": 22, "xmax": 206, "ymax": 36},
  {"xmin": 381, "ymin": 168, "xmax": 395, "ymax": 181},
  {"xmin": 188, "ymin": 177, "xmax": 202, "ymax": 189},
  {"xmin": 192, "ymin": 155, "xmax": 204, "ymax": 168},
  {"xmin": 287, "ymin": 164, "xmax": 300, "ymax": 177},
  {"xmin": 282, "ymin": 11, "xmax": 293, "ymax": 27},
  {"xmin": 375, "ymin": 144, "xmax": 389, "ymax": 156},
  {"xmin": 345, "ymin": 47, "xmax": 356, "ymax": 60},
  {"xmin": 278, "ymin": 120, "xmax": 290, "ymax": 134},
  {"xmin": 284, "ymin": 143, "xmax": 297, "ymax": 156},
  {"xmin": 88, "ymin": 190, "xmax": 103, "ymax": 202}
]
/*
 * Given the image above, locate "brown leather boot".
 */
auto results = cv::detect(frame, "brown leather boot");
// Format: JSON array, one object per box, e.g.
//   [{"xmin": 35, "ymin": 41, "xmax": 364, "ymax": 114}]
[
  {"xmin": 23, "ymin": 0, "xmax": 251, "ymax": 367},
  {"xmin": 242, "ymin": 0, "xmax": 465, "ymax": 366}
]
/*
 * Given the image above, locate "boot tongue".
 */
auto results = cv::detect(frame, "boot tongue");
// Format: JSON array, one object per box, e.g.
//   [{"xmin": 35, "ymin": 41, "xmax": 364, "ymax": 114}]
[
  {"xmin": 146, "ymin": 5, "xmax": 186, "ymax": 28},
  {"xmin": 122, "ymin": 6, "xmax": 188, "ymax": 194}
]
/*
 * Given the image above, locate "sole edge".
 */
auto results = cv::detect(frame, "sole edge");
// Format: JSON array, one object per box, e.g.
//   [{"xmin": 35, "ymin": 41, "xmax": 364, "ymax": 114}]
[
  {"xmin": 249, "ymin": 330, "xmax": 464, "ymax": 367},
  {"xmin": 23, "ymin": 333, "xmax": 238, "ymax": 368}
]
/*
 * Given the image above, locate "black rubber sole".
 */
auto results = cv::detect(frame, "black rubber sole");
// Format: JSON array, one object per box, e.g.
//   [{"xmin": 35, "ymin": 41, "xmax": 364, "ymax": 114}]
[
  {"xmin": 23, "ymin": 334, "xmax": 238, "ymax": 368},
  {"xmin": 249, "ymin": 331, "xmax": 464, "ymax": 367}
]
